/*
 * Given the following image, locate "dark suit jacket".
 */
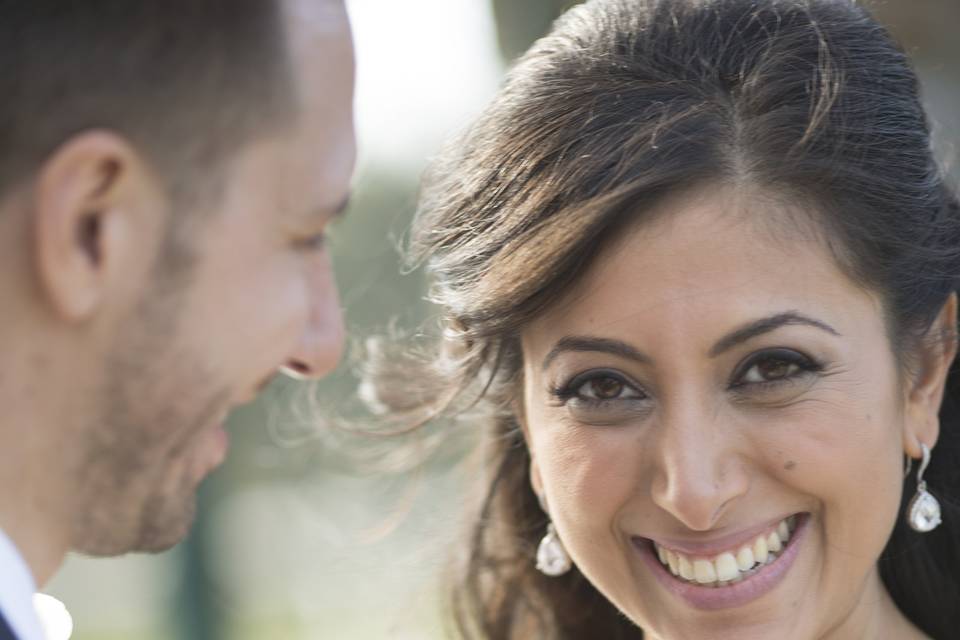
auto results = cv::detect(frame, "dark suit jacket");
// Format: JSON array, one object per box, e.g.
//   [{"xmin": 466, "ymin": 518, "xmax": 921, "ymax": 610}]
[{"xmin": 0, "ymin": 608, "xmax": 17, "ymax": 640}]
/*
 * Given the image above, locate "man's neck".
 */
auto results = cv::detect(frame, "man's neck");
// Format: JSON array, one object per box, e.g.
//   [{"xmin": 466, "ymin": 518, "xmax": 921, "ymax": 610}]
[
  {"xmin": 0, "ymin": 363, "xmax": 76, "ymax": 586},
  {"xmin": 0, "ymin": 508, "xmax": 68, "ymax": 588},
  {"xmin": 0, "ymin": 252, "xmax": 91, "ymax": 587},
  {"xmin": 0, "ymin": 447, "xmax": 72, "ymax": 586}
]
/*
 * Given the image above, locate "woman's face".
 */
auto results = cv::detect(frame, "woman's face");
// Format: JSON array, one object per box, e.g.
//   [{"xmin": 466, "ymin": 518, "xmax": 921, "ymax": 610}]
[{"xmin": 520, "ymin": 187, "xmax": 940, "ymax": 640}]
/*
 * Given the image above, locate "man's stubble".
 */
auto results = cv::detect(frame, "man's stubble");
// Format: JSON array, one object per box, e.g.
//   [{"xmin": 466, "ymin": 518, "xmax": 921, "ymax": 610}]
[{"xmin": 70, "ymin": 226, "xmax": 231, "ymax": 556}]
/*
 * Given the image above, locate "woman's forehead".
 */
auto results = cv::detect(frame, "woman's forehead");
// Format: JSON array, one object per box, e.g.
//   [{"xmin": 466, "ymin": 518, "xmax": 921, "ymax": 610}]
[{"xmin": 520, "ymin": 186, "xmax": 882, "ymax": 358}]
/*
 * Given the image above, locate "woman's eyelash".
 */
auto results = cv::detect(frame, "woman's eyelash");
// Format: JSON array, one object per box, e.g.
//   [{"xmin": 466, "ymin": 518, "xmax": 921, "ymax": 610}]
[
  {"xmin": 549, "ymin": 349, "xmax": 823, "ymax": 403},
  {"xmin": 549, "ymin": 369, "xmax": 642, "ymax": 403},
  {"xmin": 729, "ymin": 348, "xmax": 824, "ymax": 389},
  {"xmin": 548, "ymin": 379, "xmax": 582, "ymax": 402}
]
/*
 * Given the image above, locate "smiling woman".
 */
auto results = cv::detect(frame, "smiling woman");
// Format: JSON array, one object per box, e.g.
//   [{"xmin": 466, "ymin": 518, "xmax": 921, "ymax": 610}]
[{"xmin": 362, "ymin": 0, "xmax": 960, "ymax": 638}]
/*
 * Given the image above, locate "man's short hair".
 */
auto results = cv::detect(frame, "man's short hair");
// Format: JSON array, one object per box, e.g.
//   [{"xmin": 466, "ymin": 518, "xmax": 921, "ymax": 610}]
[{"xmin": 0, "ymin": 1, "xmax": 294, "ymax": 200}]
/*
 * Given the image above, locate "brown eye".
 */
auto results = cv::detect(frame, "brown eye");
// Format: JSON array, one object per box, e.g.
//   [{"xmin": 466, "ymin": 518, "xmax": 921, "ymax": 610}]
[
  {"xmin": 552, "ymin": 369, "xmax": 645, "ymax": 408},
  {"xmin": 552, "ymin": 370, "xmax": 649, "ymax": 423},
  {"xmin": 585, "ymin": 376, "xmax": 625, "ymax": 400},
  {"xmin": 736, "ymin": 349, "xmax": 819, "ymax": 387},
  {"xmin": 573, "ymin": 374, "xmax": 643, "ymax": 401},
  {"xmin": 749, "ymin": 358, "xmax": 798, "ymax": 382}
]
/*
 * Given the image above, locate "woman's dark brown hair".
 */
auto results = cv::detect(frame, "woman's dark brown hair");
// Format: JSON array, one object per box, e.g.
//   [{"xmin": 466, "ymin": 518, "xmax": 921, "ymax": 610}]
[{"xmin": 364, "ymin": 0, "xmax": 960, "ymax": 637}]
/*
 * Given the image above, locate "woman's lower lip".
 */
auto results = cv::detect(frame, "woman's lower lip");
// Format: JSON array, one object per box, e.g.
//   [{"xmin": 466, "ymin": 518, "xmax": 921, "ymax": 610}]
[{"xmin": 633, "ymin": 513, "xmax": 809, "ymax": 611}]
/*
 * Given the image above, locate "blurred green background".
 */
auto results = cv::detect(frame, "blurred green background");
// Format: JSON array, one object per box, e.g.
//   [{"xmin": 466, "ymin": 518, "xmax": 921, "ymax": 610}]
[{"xmin": 45, "ymin": 0, "xmax": 960, "ymax": 638}]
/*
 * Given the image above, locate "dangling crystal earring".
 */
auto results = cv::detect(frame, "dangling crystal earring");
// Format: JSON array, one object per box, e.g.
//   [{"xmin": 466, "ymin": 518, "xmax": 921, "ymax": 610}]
[
  {"xmin": 906, "ymin": 443, "xmax": 942, "ymax": 533},
  {"xmin": 536, "ymin": 522, "xmax": 572, "ymax": 576},
  {"xmin": 534, "ymin": 493, "xmax": 572, "ymax": 576}
]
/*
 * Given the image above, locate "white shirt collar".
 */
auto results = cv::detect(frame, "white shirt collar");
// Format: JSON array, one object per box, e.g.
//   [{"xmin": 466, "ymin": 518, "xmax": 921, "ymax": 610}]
[{"xmin": 0, "ymin": 527, "xmax": 45, "ymax": 640}]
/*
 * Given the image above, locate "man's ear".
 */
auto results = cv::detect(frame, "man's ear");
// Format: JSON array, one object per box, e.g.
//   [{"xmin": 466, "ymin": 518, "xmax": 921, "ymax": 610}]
[
  {"xmin": 32, "ymin": 130, "xmax": 162, "ymax": 321},
  {"xmin": 903, "ymin": 293, "xmax": 958, "ymax": 458}
]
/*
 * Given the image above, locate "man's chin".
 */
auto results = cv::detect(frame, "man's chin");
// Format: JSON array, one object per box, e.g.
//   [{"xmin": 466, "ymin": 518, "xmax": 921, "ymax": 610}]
[
  {"xmin": 134, "ymin": 494, "xmax": 199, "ymax": 553},
  {"xmin": 75, "ymin": 493, "xmax": 198, "ymax": 556}
]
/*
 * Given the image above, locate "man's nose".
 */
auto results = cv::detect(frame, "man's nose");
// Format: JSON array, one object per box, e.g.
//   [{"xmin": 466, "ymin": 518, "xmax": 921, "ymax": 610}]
[
  {"xmin": 281, "ymin": 262, "xmax": 345, "ymax": 381},
  {"xmin": 649, "ymin": 403, "xmax": 749, "ymax": 531}
]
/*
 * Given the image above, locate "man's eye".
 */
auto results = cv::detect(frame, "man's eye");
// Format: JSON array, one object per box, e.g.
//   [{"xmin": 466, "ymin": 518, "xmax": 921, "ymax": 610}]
[{"xmin": 294, "ymin": 232, "xmax": 328, "ymax": 252}]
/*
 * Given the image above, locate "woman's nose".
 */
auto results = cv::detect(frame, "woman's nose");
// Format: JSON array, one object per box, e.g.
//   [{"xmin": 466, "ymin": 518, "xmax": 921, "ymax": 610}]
[{"xmin": 649, "ymin": 405, "xmax": 749, "ymax": 531}]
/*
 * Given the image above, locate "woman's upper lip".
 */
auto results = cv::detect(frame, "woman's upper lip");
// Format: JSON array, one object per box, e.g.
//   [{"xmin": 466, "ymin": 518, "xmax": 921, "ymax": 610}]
[{"xmin": 636, "ymin": 513, "xmax": 800, "ymax": 558}]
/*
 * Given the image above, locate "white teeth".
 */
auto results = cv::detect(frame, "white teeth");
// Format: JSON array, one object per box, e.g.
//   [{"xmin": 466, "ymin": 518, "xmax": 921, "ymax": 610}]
[
  {"xmin": 652, "ymin": 516, "xmax": 798, "ymax": 587},
  {"xmin": 667, "ymin": 550, "xmax": 680, "ymax": 576},
  {"xmin": 693, "ymin": 559, "xmax": 717, "ymax": 584},
  {"xmin": 766, "ymin": 531, "xmax": 782, "ymax": 553},
  {"xmin": 678, "ymin": 555, "xmax": 694, "ymax": 581},
  {"xmin": 715, "ymin": 553, "xmax": 739, "ymax": 582},
  {"xmin": 778, "ymin": 520, "xmax": 790, "ymax": 542},
  {"xmin": 753, "ymin": 535, "xmax": 769, "ymax": 564}
]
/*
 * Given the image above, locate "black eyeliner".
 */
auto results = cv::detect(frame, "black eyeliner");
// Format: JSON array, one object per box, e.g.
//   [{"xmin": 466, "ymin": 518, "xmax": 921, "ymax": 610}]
[
  {"xmin": 728, "ymin": 348, "xmax": 825, "ymax": 391},
  {"xmin": 548, "ymin": 368, "xmax": 644, "ymax": 404}
]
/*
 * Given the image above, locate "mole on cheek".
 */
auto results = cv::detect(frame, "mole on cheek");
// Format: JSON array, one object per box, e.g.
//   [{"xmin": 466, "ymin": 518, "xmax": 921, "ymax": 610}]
[{"xmin": 784, "ymin": 460, "xmax": 797, "ymax": 471}]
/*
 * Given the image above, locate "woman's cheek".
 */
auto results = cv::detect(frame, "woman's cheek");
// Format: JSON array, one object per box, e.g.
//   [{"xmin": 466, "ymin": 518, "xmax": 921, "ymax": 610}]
[
  {"xmin": 753, "ymin": 398, "xmax": 903, "ymax": 560},
  {"xmin": 535, "ymin": 418, "xmax": 642, "ymax": 535}
]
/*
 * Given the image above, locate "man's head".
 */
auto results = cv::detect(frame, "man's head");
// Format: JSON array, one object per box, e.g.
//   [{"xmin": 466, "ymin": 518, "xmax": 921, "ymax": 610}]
[
  {"xmin": 0, "ymin": 0, "xmax": 296, "ymax": 199},
  {"xmin": 0, "ymin": 0, "xmax": 355, "ymax": 570}
]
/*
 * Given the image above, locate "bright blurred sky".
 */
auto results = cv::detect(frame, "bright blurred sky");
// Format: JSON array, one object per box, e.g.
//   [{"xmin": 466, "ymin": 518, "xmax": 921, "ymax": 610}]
[{"xmin": 346, "ymin": 0, "xmax": 504, "ymax": 171}]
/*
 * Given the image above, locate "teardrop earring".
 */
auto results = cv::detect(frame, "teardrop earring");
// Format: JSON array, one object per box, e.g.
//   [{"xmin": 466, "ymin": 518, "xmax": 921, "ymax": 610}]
[
  {"xmin": 536, "ymin": 522, "xmax": 572, "ymax": 576},
  {"xmin": 906, "ymin": 443, "xmax": 942, "ymax": 533},
  {"xmin": 535, "ymin": 493, "xmax": 572, "ymax": 576}
]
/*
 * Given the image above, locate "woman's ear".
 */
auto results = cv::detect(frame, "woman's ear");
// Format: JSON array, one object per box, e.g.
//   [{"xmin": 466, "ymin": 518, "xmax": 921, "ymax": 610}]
[
  {"xmin": 903, "ymin": 293, "xmax": 957, "ymax": 458},
  {"xmin": 512, "ymin": 382, "xmax": 546, "ymax": 504},
  {"xmin": 530, "ymin": 455, "xmax": 545, "ymax": 508}
]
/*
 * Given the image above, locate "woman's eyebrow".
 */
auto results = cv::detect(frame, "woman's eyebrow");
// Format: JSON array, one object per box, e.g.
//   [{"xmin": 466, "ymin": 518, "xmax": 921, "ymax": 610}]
[
  {"xmin": 541, "ymin": 336, "xmax": 650, "ymax": 371},
  {"xmin": 708, "ymin": 311, "xmax": 841, "ymax": 357},
  {"xmin": 540, "ymin": 312, "xmax": 840, "ymax": 371}
]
